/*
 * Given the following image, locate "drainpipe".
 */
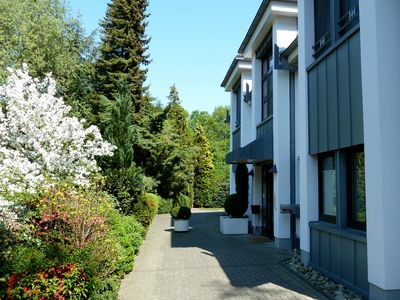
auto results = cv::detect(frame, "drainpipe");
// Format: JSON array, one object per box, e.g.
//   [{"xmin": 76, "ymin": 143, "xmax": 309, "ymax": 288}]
[{"xmin": 289, "ymin": 71, "xmax": 296, "ymax": 250}]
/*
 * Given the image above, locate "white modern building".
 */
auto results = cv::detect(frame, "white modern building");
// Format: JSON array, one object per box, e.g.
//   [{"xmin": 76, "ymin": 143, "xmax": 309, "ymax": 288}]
[{"xmin": 222, "ymin": 0, "xmax": 400, "ymax": 299}]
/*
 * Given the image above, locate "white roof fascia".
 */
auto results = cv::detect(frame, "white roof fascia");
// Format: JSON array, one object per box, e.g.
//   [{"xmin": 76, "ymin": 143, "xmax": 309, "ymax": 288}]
[
  {"xmin": 242, "ymin": 1, "xmax": 298, "ymax": 58},
  {"xmin": 224, "ymin": 60, "xmax": 252, "ymax": 92}
]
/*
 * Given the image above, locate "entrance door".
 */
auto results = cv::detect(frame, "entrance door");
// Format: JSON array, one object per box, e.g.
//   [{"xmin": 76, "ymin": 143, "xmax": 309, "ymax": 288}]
[{"xmin": 262, "ymin": 165, "xmax": 274, "ymax": 238}]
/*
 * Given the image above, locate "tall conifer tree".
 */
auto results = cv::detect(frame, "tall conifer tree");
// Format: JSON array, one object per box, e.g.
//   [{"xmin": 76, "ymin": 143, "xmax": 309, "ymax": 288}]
[
  {"xmin": 95, "ymin": 0, "xmax": 150, "ymax": 115},
  {"xmin": 193, "ymin": 122, "xmax": 214, "ymax": 207}
]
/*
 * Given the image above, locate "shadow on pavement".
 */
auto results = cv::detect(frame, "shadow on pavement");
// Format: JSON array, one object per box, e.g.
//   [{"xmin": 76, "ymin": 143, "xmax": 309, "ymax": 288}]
[{"xmin": 169, "ymin": 211, "xmax": 323, "ymax": 299}]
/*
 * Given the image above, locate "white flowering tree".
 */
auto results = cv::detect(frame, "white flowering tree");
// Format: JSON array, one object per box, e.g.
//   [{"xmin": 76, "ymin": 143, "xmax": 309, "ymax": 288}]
[{"xmin": 0, "ymin": 66, "xmax": 115, "ymax": 193}]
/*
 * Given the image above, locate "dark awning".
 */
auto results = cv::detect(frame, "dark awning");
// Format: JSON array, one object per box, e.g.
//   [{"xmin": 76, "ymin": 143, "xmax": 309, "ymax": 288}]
[{"xmin": 226, "ymin": 133, "xmax": 273, "ymax": 164}]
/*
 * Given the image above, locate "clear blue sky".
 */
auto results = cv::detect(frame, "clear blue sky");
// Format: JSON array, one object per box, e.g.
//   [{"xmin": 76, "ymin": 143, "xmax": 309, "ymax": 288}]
[{"xmin": 69, "ymin": 0, "xmax": 261, "ymax": 113}]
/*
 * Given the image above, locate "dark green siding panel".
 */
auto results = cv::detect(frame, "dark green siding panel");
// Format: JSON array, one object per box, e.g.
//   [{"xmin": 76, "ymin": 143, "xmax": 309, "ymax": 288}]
[
  {"xmin": 355, "ymin": 242, "xmax": 368, "ymax": 292},
  {"xmin": 337, "ymin": 42, "xmax": 352, "ymax": 148},
  {"xmin": 330, "ymin": 234, "xmax": 342, "ymax": 276},
  {"xmin": 342, "ymin": 238, "xmax": 355, "ymax": 285},
  {"xmin": 320, "ymin": 231, "xmax": 330, "ymax": 270},
  {"xmin": 317, "ymin": 61, "xmax": 328, "ymax": 152},
  {"xmin": 349, "ymin": 32, "xmax": 364, "ymax": 145},
  {"xmin": 311, "ymin": 228, "xmax": 320, "ymax": 265},
  {"xmin": 308, "ymin": 69, "xmax": 319, "ymax": 154},
  {"xmin": 326, "ymin": 53, "xmax": 339, "ymax": 150}
]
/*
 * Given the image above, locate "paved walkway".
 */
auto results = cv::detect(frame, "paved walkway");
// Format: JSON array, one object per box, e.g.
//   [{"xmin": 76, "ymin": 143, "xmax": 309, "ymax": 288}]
[{"xmin": 118, "ymin": 210, "xmax": 329, "ymax": 300}]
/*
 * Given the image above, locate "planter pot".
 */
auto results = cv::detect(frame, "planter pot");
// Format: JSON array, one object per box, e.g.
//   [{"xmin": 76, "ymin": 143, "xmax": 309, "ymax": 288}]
[
  {"xmin": 220, "ymin": 216, "xmax": 248, "ymax": 234},
  {"xmin": 174, "ymin": 219, "xmax": 189, "ymax": 232}
]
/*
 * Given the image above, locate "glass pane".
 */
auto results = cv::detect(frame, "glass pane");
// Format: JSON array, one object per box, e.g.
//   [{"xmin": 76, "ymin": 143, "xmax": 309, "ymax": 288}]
[
  {"xmin": 262, "ymin": 98, "xmax": 268, "ymax": 121},
  {"xmin": 314, "ymin": 0, "xmax": 331, "ymax": 42},
  {"xmin": 353, "ymin": 151, "xmax": 366, "ymax": 223},
  {"xmin": 322, "ymin": 155, "xmax": 336, "ymax": 216},
  {"xmin": 262, "ymin": 58, "xmax": 269, "ymax": 76},
  {"xmin": 262, "ymin": 79, "xmax": 268, "ymax": 99},
  {"xmin": 339, "ymin": 0, "xmax": 359, "ymax": 36}
]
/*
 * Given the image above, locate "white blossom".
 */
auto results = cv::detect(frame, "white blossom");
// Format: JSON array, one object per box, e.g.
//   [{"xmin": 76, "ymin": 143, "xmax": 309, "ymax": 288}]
[{"xmin": 0, "ymin": 65, "xmax": 116, "ymax": 193}]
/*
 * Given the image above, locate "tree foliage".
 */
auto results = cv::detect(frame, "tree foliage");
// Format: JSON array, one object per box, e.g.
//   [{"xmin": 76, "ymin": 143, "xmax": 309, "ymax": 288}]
[
  {"xmin": 95, "ymin": 0, "xmax": 150, "ymax": 116},
  {"xmin": 190, "ymin": 106, "xmax": 230, "ymax": 207},
  {"xmin": 193, "ymin": 122, "xmax": 214, "ymax": 207}
]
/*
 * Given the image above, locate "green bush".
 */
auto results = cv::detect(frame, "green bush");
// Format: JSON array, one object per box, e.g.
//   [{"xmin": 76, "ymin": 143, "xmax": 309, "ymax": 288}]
[
  {"xmin": 170, "ymin": 206, "xmax": 191, "ymax": 220},
  {"xmin": 158, "ymin": 197, "xmax": 173, "ymax": 214},
  {"xmin": 1, "ymin": 182, "xmax": 146, "ymax": 300},
  {"xmin": 174, "ymin": 194, "xmax": 192, "ymax": 207},
  {"xmin": 132, "ymin": 192, "xmax": 159, "ymax": 228},
  {"xmin": 224, "ymin": 193, "xmax": 247, "ymax": 218}
]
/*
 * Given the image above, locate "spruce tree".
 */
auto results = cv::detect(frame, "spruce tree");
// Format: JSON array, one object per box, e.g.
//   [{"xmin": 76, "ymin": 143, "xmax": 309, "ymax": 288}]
[
  {"xmin": 95, "ymin": 0, "xmax": 150, "ymax": 115},
  {"xmin": 193, "ymin": 122, "xmax": 214, "ymax": 207}
]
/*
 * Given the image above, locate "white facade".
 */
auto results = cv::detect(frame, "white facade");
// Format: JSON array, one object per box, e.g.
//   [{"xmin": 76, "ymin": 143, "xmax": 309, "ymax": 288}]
[{"xmin": 223, "ymin": 0, "xmax": 400, "ymax": 298}]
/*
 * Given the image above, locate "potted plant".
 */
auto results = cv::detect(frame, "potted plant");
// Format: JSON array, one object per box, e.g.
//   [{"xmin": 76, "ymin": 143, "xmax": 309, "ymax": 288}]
[
  {"xmin": 171, "ymin": 206, "xmax": 191, "ymax": 232},
  {"xmin": 220, "ymin": 164, "xmax": 249, "ymax": 234}
]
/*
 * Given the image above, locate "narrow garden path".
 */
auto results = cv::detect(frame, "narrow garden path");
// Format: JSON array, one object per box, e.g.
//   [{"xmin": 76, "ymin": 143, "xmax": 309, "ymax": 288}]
[{"xmin": 118, "ymin": 210, "xmax": 328, "ymax": 300}]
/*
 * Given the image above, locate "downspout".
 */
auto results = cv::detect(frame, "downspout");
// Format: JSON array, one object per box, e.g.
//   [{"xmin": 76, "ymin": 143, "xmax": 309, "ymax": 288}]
[{"xmin": 289, "ymin": 71, "xmax": 296, "ymax": 250}]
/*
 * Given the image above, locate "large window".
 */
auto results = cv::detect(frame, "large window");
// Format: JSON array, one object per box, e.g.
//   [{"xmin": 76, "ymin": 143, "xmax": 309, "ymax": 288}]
[
  {"xmin": 261, "ymin": 47, "xmax": 273, "ymax": 121},
  {"xmin": 313, "ymin": 0, "xmax": 359, "ymax": 58},
  {"xmin": 319, "ymin": 152, "xmax": 337, "ymax": 223},
  {"xmin": 347, "ymin": 148, "xmax": 366, "ymax": 230},
  {"xmin": 318, "ymin": 147, "xmax": 366, "ymax": 231},
  {"xmin": 234, "ymin": 83, "xmax": 241, "ymax": 128}
]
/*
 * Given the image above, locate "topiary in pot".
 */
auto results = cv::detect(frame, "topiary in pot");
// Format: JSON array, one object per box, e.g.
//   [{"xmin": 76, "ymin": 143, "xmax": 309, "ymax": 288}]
[
  {"xmin": 229, "ymin": 164, "xmax": 249, "ymax": 217},
  {"xmin": 171, "ymin": 206, "xmax": 191, "ymax": 232},
  {"xmin": 170, "ymin": 206, "xmax": 192, "ymax": 220},
  {"xmin": 224, "ymin": 193, "xmax": 248, "ymax": 217}
]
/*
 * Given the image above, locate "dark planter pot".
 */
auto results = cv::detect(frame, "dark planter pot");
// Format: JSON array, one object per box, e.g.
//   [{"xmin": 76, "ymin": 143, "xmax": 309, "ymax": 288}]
[{"xmin": 251, "ymin": 205, "xmax": 260, "ymax": 214}]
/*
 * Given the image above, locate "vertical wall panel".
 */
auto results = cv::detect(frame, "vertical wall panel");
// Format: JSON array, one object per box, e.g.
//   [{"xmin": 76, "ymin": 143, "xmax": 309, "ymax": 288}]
[
  {"xmin": 349, "ymin": 32, "xmax": 364, "ymax": 145},
  {"xmin": 337, "ymin": 42, "xmax": 352, "ymax": 148},
  {"xmin": 308, "ymin": 30, "xmax": 363, "ymax": 154},
  {"xmin": 342, "ymin": 238, "xmax": 355, "ymax": 284},
  {"xmin": 355, "ymin": 241, "xmax": 368, "ymax": 292},
  {"xmin": 308, "ymin": 69, "xmax": 319, "ymax": 154},
  {"xmin": 326, "ymin": 53, "xmax": 339, "ymax": 149},
  {"xmin": 330, "ymin": 234, "xmax": 342, "ymax": 276},
  {"xmin": 311, "ymin": 228, "xmax": 320, "ymax": 265},
  {"xmin": 317, "ymin": 61, "xmax": 328, "ymax": 152},
  {"xmin": 320, "ymin": 231, "xmax": 330, "ymax": 270}
]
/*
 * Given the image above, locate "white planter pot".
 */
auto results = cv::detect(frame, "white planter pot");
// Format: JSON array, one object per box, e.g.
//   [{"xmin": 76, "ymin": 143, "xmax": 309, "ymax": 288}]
[
  {"xmin": 174, "ymin": 219, "xmax": 189, "ymax": 232},
  {"xmin": 220, "ymin": 216, "xmax": 248, "ymax": 234}
]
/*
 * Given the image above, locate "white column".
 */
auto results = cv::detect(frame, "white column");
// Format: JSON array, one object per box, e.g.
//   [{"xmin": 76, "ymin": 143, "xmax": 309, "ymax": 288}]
[
  {"xmin": 359, "ymin": 0, "xmax": 400, "ymax": 295},
  {"xmin": 272, "ymin": 16, "xmax": 297, "ymax": 248},
  {"xmin": 253, "ymin": 165, "xmax": 262, "ymax": 230},
  {"xmin": 297, "ymin": 0, "xmax": 319, "ymax": 263}
]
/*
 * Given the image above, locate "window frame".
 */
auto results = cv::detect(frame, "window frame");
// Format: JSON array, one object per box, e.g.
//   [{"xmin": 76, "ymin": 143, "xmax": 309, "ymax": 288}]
[
  {"xmin": 313, "ymin": 0, "xmax": 359, "ymax": 58},
  {"xmin": 318, "ymin": 151, "xmax": 337, "ymax": 224},
  {"xmin": 261, "ymin": 47, "xmax": 273, "ymax": 121},
  {"xmin": 234, "ymin": 82, "xmax": 241, "ymax": 128}
]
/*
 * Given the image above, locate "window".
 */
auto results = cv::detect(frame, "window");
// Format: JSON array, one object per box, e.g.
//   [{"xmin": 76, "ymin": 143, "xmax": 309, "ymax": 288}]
[
  {"xmin": 313, "ymin": 0, "xmax": 331, "ymax": 57},
  {"xmin": 313, "ymin": 0, "xmax": 359, "ymax": 58},
  {"xmin": 261, "ymin": 47, "xmax": 273, "ymax": 121},
  {"xmin": 347, "ymin": 148, "xmax": 366, "ymax": 230},
  {"xmin": 234, "ymin": 83, "xmax": 241, "ymax": 127},
  {"xmin": 319, "ymin": 152, "xmax": 337, "ymax": 223}
]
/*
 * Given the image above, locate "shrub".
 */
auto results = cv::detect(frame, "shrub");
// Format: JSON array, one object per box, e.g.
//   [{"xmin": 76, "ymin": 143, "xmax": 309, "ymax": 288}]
[
  {"xmin": 132, "ymin": 192, "xmax": 159, "ymax": 228},
  {"xmin": 224, "ymin": 193, "xmax": 247, "ymax": 218},
  {"xmin": 6, "ymin": 263, "xmax": 89, "ymax": 300},
  {"xmin": 170, "ymin": 206, "xmax": 191, "ymax": 220},
  {"xmin": 158, "ymin": 197, "xmax": 173, "ymax": 214},
  {"xmin": 174, "ymin": 194, "xmax": 192, "ymax": 208}
]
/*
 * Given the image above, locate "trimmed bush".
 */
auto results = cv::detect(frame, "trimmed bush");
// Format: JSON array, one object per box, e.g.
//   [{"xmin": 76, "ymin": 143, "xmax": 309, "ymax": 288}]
[
  {"xmin": 224, "ymin": 193, "xmax": 247, "ymax": 218},
  {"xmin": 158, "ymin": 197, "xmax": 173, "ymax": 214},
  {"xmin": 170, "ymin": 206, "xmax": 191, "ymax": 220},
  {"xmin": 132, "ymin": 192, "xmax": 159, "ymax": 228}
]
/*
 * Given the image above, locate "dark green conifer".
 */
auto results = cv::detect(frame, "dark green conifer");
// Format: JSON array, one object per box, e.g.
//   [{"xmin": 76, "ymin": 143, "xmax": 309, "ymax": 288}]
[{"xmin": 95, "ymin": 0, "xmax": 150, "ymax": 115}]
